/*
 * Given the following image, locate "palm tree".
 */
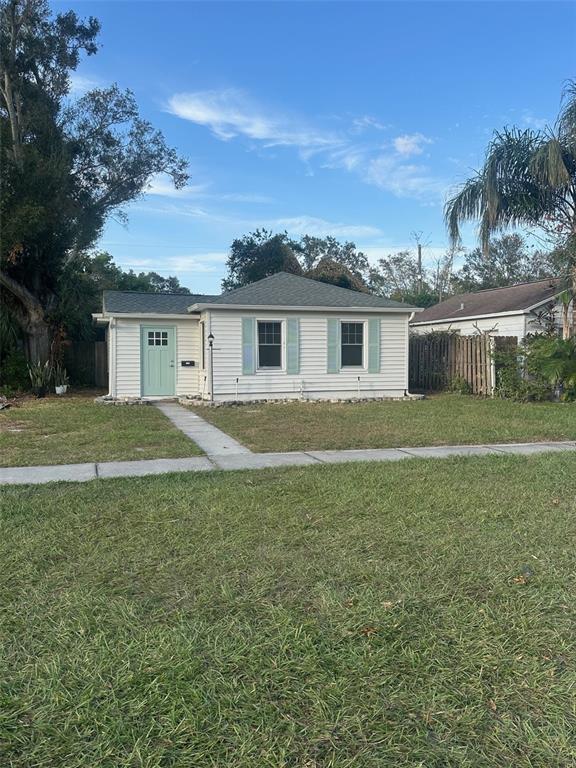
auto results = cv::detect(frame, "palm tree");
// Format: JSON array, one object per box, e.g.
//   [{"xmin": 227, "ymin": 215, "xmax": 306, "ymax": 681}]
[{"xmin": 445, "ymin": 81, "xmax": 576, "ymax": 319}]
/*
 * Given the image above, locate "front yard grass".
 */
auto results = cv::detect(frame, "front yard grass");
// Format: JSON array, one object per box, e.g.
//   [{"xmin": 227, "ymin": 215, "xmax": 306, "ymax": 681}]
[
  {"xmin": 191, "ymin": 393, "xmax": 576, "ymax": 452},
  {"xmin": 2, "ymin": 453, "xmax": 576, "ymax": 766},
  {"xmin": 0, "ymin": 392, "xmax": 201, "ymax": 466}
]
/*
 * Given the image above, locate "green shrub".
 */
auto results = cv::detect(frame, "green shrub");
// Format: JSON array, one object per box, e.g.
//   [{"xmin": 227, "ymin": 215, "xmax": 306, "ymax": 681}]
[
  {"xmin": 494, "ymin": 335, "xmax": 576, "ymax": 402},
  {"xmin": 449, "ymin": 376, "xmax": 472, "ymax": 395},
  {"xmin": 525, "ymin": 337, "xmax": 576, "ymax": 401},
  {"xmin": 0, "ymin": 350, "xmax": 30, "ymax": 392}
]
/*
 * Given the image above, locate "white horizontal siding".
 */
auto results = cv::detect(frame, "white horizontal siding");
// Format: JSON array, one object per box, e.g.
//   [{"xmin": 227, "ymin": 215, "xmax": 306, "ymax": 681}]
[
  {"xmin": 113, "ymin": 318, "xmax": 201, "ymax": 398},
  {"xmin": 411, "ymin": 314, "xmax": 527, "ymax": 340},
  {"xmin": 204, "ymin": 309, "xmax": 410, "ymax": 401}
]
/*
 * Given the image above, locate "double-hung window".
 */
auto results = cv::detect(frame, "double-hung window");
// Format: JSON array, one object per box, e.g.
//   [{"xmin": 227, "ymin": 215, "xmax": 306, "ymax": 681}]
[
  {"xmin": 341, "ymin": 322, "xmax": 364, "ymax": 367},
  {"xmin": 258, "ymin": 321, "xmax": 282, "ymax": 368}
]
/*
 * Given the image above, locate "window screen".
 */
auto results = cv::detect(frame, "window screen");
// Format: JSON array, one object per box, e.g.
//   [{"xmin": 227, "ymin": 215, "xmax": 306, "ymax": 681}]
[
  {"xmin": 341, "ymin": 322, "xmax": 363, "ymax": 366},
  {"xmin": 258, "ymin": 321, "xmax": 281, "ymax": 368}
]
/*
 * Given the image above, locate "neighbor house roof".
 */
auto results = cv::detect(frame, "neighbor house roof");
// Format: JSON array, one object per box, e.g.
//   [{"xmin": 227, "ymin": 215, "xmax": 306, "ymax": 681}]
[
  {"xmin": 190, "ymin": 272, "xmax": 416, "ymax": 311},
  {"xmin": 102, "ymin": 290, "xmax": 219, "ymax": 315},
  {"xmin": 411, "ymin": 278, "xmax": 562, "ymax": 325}
]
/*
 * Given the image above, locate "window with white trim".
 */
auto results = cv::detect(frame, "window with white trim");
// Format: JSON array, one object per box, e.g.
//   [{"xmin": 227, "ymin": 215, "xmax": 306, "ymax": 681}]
[
  {"xmin": 257, "ymin": 321, "xmax": 282, "ymax": 368},
  {"xmin": 341, "ymin": 322, "xmax": 363, "ymax": 367}
]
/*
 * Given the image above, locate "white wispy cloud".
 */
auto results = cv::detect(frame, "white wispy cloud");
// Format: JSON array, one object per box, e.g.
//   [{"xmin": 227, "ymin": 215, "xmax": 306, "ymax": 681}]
[
  {"xmin": 146, "ymin": 174, "xmax": 274, "ymax": 204},
  {"xmin": 363, "ymin": 154, "xmax": 444, "ymax": 199},
  {"xmin": 166, "ymin": 87, "xmax": 444, "ymax": 201},
  {"xmin": 520, "ymin": 110, "xmax": 550, "ymax": 131},
  {"xmin": 325, "ymin": 142, "xmax": 445, "ymax": 201},
  {"xmin": 217, "ymin": 192, "xmax": 275, "ymax": 204},
  {"xmin": 167, "ymin": 89, "xmax": 341, "ymax": 149},
  {"xmin": 146, "ymin": 174, "xmax": 209, "ymax": 198},
  {"xmin": 268, "ymin": 216, "xmax": 382, "ymax": 239},
  {"xmin": 393, "ymin": 133, "xmax": 433, "ymax": 156},
  {"xmin": 165, "ymin": 252, "xmax": 228, "ymax": 273},
  {"xmin": 69, "ymin": 72, "xmax": 103, "ymax": 95},
  {"xmin": 351, "ymin": 115, "xmax": 389, "ymax": 133},
  {"xmin": 117, "ymin": 252, "xmax": 228, "ymax": 276}
]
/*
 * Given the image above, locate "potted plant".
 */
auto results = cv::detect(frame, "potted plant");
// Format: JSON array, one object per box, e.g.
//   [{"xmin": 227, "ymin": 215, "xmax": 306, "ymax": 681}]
[
  {"xmin": 28, "ymin": 360, "xmax": 52, "ymax": 398},
  {"xmin": 53, "ymin": 364, "xmax": 69, "ymax": 395}
]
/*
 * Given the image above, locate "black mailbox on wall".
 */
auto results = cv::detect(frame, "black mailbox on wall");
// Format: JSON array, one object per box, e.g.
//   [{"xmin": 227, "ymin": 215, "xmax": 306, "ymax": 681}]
[{"xmin": 181, "ymin": 360, "xmax": 195, "ymax": 367}]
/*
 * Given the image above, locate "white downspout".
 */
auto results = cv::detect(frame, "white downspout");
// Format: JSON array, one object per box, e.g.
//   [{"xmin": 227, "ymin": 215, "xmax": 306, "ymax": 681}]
[{"xmin": 109, "ymin": 317, "xmax": 117, "ymax": 398}]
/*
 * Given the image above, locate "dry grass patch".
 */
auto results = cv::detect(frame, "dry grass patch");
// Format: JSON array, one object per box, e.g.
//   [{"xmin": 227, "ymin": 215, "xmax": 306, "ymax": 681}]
[
  {"xmin": 0, "ymin": 392, "xmax": 201, "ymax": 466},
  {"xmin": 190, "ymin": 394, "xmax": 576, "ymax": 452}
]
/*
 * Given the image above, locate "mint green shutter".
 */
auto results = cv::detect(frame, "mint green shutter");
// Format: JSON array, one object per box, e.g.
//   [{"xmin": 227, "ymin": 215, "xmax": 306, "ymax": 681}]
[
  {"xmin": 242, "ymin": 317, "xmax": 256, "ymax": 375},
  {"xmin": 368, "ymin": 318, "xmax": 381, "ymax": 373},
  {"xmin": 286, "ymin": 318, "xmax": 300, "ymax": 374},
  {"xmin": 327, "ymin": 318, "xmax": 340, "ymax": 373}
]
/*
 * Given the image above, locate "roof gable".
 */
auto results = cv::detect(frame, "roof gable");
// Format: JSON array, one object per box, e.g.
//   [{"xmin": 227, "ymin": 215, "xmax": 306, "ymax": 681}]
[
  {"xmin": 412, "ymin": 278, "xmax": 561, "ymax": 324},
  {"xmin": 194, "ymin": 272, "xmax": 415, "ymax": 310}
]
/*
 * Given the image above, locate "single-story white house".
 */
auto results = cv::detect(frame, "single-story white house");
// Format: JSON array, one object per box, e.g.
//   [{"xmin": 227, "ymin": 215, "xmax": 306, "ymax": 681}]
[
  {"xmin": 94, "ymin": 271, "xmax": 421, "ymax": 402},
  {"xmin": 410, "ymin": 278, "xmax": 572, "ymax": 340}
]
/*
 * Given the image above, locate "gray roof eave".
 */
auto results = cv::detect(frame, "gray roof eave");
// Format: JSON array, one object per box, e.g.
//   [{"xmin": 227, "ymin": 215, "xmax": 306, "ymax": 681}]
[{"xmin": 190, "ymin": 302, "xmax": 422, "ymax": 313}]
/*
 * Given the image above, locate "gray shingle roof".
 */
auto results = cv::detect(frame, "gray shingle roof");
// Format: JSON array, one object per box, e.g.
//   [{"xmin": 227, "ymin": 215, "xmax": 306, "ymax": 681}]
[
  {"xmin": 103, "ymin": 290, "xmax": 218, "ymax": 315},
  {"xmin": 412, "ymin": 278, "xmax": 561, "ymax": 325},
  {"xmin": 102, "ymin": 272, "xmax": 416, "ymax": 316},
  {"xmin": 193, "ymin": 272, "xmax": 415, "ymax": 310}
]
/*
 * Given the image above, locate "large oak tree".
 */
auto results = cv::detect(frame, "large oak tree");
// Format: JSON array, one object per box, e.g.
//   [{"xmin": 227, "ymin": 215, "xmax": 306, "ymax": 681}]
[{"xmin": 0, "ymin": 0, "xmax": 188, "ymax": 360}]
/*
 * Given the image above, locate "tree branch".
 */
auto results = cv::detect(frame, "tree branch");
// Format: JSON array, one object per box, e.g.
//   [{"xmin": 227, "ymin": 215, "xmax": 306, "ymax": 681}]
[{"xmin": 0, "ymin": 269, "xmax": 44, "ymax": 315}]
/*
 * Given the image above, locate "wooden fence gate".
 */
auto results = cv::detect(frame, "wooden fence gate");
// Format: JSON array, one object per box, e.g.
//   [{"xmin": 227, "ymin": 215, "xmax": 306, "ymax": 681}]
[{"xmin": 409, "ymin": 334, "xmax": 517, "ymax": 395}]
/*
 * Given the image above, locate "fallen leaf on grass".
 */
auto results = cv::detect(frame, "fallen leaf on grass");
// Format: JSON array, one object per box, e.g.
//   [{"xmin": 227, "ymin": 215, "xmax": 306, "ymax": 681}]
[{"xmin": 359, "ymin": 626, "xmax": 379, "ymax": 637}]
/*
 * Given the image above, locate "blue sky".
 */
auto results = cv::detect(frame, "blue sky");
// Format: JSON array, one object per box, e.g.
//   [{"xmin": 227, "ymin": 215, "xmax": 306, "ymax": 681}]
[{"xmin": 56, "ymin": 1, "xmax": 575, "ymax": 293}]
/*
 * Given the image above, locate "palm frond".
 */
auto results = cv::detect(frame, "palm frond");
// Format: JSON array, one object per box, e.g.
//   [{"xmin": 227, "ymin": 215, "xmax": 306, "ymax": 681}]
[
  {"xmin": 557, "ymin": 79, "xmax": 576, "ymax": 145},
  {"xmin": 444, "ymin": 127, "xmax": 561, "ymax": 247},
  {"xmin": 444, "ymin": 175, "xmax": 485, "ymax": 246},
  {"xmin": 531, "ymin": 138, "xmax": 571, "ymax": 188}
]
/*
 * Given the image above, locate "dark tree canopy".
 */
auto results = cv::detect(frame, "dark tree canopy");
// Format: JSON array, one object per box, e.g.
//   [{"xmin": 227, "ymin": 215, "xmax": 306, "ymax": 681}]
[
  {"xmin": 307, "ymin": 258, "xmax": 369, "ymax": 293},
  {"xmin": 222, "ymin": 230, "xmax": 303, "ymax": 292},
  {"xmin": 54, "ymin": 251, "xmax": 190, "ymax": 341},
  {"xmin": 451, "ymin": 234, "xmax": 558, "ymax": 293},
  {"xmin": 222, "ymin": 230, "xmax": 371, "ymax": 293},
  {"xmin": 0, "ymin": 0, "xmax": 188, "ymax": 361}
]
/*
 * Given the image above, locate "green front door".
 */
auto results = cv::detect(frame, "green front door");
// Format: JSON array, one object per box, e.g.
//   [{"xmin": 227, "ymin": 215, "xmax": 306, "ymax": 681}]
[{"xmin": 141, "ymin": 326, "xmax": 176, "ymax": 396}]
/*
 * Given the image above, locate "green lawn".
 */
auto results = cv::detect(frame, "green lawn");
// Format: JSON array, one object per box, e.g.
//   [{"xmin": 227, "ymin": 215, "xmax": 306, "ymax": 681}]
[
  {"xmin": 191, "ymin": 394, "xmax": 576, "ymax": 452},
  {"xmin": 0, "ymin": 393, "xmax": 201, "ymax": 466},
  {"xmin": 2, "ymin": 454, "xmax": 576, "ymax": 766}
]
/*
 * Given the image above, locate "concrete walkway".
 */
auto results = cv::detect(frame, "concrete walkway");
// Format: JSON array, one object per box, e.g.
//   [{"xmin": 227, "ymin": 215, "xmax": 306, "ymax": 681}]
[
  {"xmin": 2, "ymin": 440, "xmax": 576, "ymax": 486},
  {"xmin": 155, "ymin": 401, "xmax": 251, "ymax": 457}
]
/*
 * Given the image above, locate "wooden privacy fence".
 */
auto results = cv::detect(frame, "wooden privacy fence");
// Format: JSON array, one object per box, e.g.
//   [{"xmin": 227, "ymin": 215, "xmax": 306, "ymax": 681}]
[
  {"xmin": 64, "ymin": 340, "xmax": 108, "ymax": 388},
  {"xmin": 409, "ymin": 334, "xmax": 517, "ymax": 395}
]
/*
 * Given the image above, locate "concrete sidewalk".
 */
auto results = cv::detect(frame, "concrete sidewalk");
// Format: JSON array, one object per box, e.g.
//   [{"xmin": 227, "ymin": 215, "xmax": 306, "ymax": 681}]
[
  {"xmin": 1, "ymin": 440, "xmax": 575, "ymax": 486},
  {"xmin": 2, "ymin": 402, "xmax": 575, "ymax": 486}
]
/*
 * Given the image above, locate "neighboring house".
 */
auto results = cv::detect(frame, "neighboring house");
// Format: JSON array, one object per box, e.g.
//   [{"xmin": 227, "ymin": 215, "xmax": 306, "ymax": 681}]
[
  {"xmin": 94, "ymin": 271, "xmax": 420, "ymax": 402},
  {"xmin": 410, "ymin": 278, "xmax": 572, "ymax": 340}
]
